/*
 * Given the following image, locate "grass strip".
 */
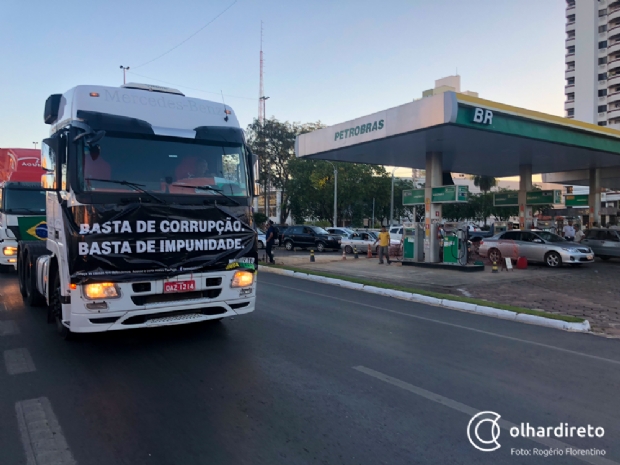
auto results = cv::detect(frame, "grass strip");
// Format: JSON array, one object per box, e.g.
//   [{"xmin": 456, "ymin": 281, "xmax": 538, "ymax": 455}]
[{"xmin": 262, "ymin": 263, "xmax": 585, "ymax": 324}]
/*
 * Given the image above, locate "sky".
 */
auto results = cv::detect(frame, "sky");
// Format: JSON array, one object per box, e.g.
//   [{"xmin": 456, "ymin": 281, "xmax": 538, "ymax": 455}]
[{"xmin": 1, "ymin": 0, "xmax": 566, "ymax": 155}]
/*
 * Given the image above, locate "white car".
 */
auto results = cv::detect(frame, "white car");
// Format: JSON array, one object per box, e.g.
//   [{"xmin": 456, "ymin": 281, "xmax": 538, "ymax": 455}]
[
  {"xmin": 389, "ymin": 226, "xmax": 404, "ymax": 242},
  {"xmin": 341, "ymin": 231, "xmax": 400, "ymax": 254}
]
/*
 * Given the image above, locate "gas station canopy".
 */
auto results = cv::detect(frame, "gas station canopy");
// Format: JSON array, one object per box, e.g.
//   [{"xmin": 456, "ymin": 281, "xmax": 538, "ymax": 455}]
[{"xmin": 295, "ymin": 92, "xmax": 620, "ymax": 178}]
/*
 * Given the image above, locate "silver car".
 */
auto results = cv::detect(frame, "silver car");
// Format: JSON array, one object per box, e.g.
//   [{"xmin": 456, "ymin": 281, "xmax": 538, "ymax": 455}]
[
  {"xmin": 581, "ymin": 228, "xmax": 620, "ymax": 260},
  {"xmin": 478, "ymin": 230, "xmax": 594, "ymax": 267}
]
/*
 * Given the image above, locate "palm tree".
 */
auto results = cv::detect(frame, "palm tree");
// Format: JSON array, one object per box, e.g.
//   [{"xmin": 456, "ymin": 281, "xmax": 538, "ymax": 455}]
[
  {"xmin": 472, "ymin": 175, "xmax": 497, "ymax": 226},
  {"xmin": 472, "ymin": 175, "xmax": 497, "ymax": 193}
]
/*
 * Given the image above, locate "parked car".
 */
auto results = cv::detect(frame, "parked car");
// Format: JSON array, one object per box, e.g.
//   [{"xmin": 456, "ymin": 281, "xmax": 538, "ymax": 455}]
[
  {"xmin": 478, "ymin": 230, "xmax": 594, "ymax": 267},
  {"xmin": 389, "ymin": 226, "xmax": 404, "ymax": 242},
  {"xmin": 280, "ymin": 226, "xmax": 341, "ymax": 252},
  {"xmin": 340, "ymin": 231, "xmax": 378, "ymax": 254},
  {"xmin": 256, "ymin": 229, "xmax": 279, "ymax": 249},
  {"xmin": 581, "ymin": 228, "xmax": 620, "ymax": 260},
  {"xmin": 340, "ymin": 231, "xmax": 400, "ymax": 254},
  {"xmin": 326, "ymin": 227, "xmax": 356, "ymax": 239}
]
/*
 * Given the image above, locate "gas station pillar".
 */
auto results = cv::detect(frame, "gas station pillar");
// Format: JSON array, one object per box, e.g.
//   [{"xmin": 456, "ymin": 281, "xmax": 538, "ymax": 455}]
[
  {"xmin": 518, "ymin": 165, "xmax": 533, "ymax": 230},
  {"xmin": 424, "ymin": 152, "xmax": 442, "ymax": 262},
  {"xmin": 589, "ymin": 168, "xmax": 601, "ymax": 227}
]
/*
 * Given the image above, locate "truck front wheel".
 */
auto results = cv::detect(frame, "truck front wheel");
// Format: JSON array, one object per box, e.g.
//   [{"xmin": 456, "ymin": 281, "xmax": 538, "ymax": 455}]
[{"xmin": 50, "ymin": 272, "xmax": 71, "ymax": 340}]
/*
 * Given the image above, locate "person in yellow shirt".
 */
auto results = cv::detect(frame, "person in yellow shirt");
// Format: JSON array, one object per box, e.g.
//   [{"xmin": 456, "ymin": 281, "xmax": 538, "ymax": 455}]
[{"xmin": 374, "ymin": 226, "xmax": 391, "ymax": 265}]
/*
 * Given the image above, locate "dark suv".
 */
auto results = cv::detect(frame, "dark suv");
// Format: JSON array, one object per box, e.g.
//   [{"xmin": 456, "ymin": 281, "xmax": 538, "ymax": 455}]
[{"xmin": 281, "ymin": 226, "xmax": 340, "ymax": 252}]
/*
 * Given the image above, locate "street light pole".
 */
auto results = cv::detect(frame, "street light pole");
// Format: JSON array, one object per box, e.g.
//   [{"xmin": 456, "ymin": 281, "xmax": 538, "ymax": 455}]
[
  {"xmin": 32, "ymin": 142, "xmax": 38, "ymax": 149},
  {"xmin": 390, "ymin": 167, "xmax": 397, "ymax": 226},
  {"xmin": 326, "ymin": 161, "xmax": 337, "ymax": 227},
  {"xmin": 119, "ymin": 65, "xmax": 130, "ymax": 85}
]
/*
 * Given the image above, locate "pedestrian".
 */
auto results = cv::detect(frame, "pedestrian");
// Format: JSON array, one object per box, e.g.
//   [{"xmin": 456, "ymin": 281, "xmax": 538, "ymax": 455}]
[
  {"xmin": 563, "ymin": 221, "xmax": 575, "ymax": 241},
  {"xmin": 373, "ymin": 226, "xmax": 391, "ymax": 265},
  {"xmin": 574, "ymin": 224, "xmax": 585, "ymax": 243},
  {"xmin": 265, "ymin": 220, "xmax": 276, "ymax": 264}
]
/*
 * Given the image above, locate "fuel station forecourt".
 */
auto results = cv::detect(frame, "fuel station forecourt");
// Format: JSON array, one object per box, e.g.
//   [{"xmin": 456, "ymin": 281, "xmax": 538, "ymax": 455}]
[{"xmin": 295, "ymin": 91, "xmax": 620, "ymax": 264}]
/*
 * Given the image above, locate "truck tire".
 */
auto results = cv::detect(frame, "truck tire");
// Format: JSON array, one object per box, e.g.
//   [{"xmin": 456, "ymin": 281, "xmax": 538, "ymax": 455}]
[
  {"xmin": 50, "ymin": 271, "xmax": 72, "ymax": 340},
  {"xmin": 17, "ymin": 250, "xmax": 27, "ymax": 298},
  {"xmin": 22, "ymin": 243, "xmax": 47, "ymax": 307}
]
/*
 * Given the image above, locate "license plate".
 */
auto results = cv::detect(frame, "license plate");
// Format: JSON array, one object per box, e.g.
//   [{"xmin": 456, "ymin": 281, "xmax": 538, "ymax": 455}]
[{"xmin": 164, "ymin": 280, "xmax": 196, "ymax": 294}]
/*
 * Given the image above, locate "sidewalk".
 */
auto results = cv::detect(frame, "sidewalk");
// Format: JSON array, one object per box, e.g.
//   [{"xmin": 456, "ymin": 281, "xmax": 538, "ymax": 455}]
[{"xmin": 265, "ymin": 254, "xmax": 620, "ymax": 337}]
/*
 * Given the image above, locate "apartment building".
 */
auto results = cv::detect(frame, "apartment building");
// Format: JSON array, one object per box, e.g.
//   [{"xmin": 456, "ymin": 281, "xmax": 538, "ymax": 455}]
[{"xmin": 565, "ymin": 0, "xmax": 620, "ymax": 128}]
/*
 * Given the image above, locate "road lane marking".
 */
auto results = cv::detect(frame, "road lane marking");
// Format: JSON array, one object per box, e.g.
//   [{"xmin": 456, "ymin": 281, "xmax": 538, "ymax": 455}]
[
  {"xmin": 4, "ymin": 348, "xmax": 36, "ymax": 375},
  {"xmin": 0, "ymin": 320, "xmax": 19, "ymax": 336},
  {"xmin": 262, "ymin": 281, "xmax": 620, "ymax": 366},
  {"xmin": 353, "ymin": 366, "xmax": 619, "ymax": 465},
  {"xmin": 16, "ymin": 397, "xmax": 77, "ymax": 465}
]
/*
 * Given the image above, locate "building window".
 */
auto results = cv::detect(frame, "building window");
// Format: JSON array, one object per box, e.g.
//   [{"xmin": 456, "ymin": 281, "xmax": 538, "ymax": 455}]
[
  {"xmin": 599, "ymin": 9, "xmax": 607, "ymax": 17},
  {"xmin": 567, "ymin": 45, "xmax": 575, "ymax": 54},
  {"xmin": 567, "ymin": 77, "xmax": 575, "ymax": 85},
  {"xmin": 567, "ymin": 30, "xmax": 576, "ymax": 38},
  {"xmin": 567, "ymin": 93, "xmax": 575, "ymax": 101},
  {"xmin": 567, "ymin": 109, "xmax": 575, "ymax": 117},
  {"xmin": 567, "ymin": 0, "xmax": 575, "ymax": 6},
  {"xmin": 599, "ymin": 72, "xmax": 608, "ymax": 80},
  {"xmin": 599, "ymin": 121, "xmax": 608, "ymax": 126},
  {"xmin": 599, "ymin": 105, "xmax": 608, "ymax": 112},
  {"xmin": 567, "ymin": 14, "xmax": 575, "ymax": 22},
  {"xmin": 599, "ymin": 89, "xmax": 608, "ymax": 96},
  {"xmin": 599, "ymin": 57, "xmax": 608, "ymax": 65},
  {"xmin": 599, "ymin": 41, "xmax": 608, "ymax": 49},
  {"xmin": 600, "ymin": 25, "xmax": 608, "ymax": 33}
]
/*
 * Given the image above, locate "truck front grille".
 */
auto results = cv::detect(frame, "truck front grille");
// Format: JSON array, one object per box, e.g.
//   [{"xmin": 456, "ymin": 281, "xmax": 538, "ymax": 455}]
[{"xmin": 131, "ymin": 289, "xmax": 222, "ymax": 306}]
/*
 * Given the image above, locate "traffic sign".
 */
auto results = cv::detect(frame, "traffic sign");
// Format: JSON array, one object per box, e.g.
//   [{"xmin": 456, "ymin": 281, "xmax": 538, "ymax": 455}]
[{"xmin": 565, "ymin": 194, "xmax": 589, "ymax": 207}]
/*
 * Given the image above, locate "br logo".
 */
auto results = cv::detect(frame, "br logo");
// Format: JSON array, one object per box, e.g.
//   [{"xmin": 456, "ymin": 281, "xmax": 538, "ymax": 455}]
[
  {"xmin": 27, "ymin": 221, "xmax": 48, "ymax": 240},
  {"xmin": 467, "ymin": 411, "xmax": 501, "ymax": 452}
]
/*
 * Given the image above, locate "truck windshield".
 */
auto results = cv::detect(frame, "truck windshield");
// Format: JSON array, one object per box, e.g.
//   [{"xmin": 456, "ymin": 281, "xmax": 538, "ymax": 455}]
[
  {"xmin": 2, "ymin": 188, "xmax": 46, "ymax": 214},
  {"xmin": 77, "ymin": 134, "xmax": 249, "ymax": 197}
]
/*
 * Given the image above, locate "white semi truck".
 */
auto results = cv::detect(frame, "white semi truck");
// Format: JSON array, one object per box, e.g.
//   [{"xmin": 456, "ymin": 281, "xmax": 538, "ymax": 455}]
[{"xmin": 18, "ymin": 83, "xmax": 258, "ymax": 338}]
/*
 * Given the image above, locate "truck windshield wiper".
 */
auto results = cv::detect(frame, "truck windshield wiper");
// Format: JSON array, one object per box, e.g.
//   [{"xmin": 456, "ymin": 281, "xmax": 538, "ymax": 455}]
[
  {"xmin": 86, "ymin": 179, "xmax": 165, "ymax": 204},
  {"xmin": 5, "ymin": 208, "xmax": 44, "ymax": 214},
  {"xmin": 171, "ymin": 183, "xmax": 240, "ymax": 206}
]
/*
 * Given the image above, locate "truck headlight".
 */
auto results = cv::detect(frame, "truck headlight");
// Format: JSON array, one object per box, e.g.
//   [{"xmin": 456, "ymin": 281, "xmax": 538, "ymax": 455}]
[
  {"xmin": 83, "ymin": 282, "xmax": 120, "ymax": 299},
  {"xmin": 3, "ymin": 246, "xmax": 17, "ymax": 256},
  {"xmin": 231, "ymin": 270, "xmax": 254, "ymax": 288}
]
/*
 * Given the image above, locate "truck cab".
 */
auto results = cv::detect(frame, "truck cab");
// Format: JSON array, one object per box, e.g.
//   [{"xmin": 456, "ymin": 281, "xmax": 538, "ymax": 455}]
[
  {"xmin": 18, "ymin": 83, "xmax": 258, "ymax": 338},
  {"xmin": 0, "ymin": 149, "xmax": 46, "ymax": 271}
]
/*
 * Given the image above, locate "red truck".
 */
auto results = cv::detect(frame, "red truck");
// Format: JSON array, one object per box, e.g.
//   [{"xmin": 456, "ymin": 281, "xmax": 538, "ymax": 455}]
[{"xmin": 0, "ymin": 148, "xmax": 47, "ymax": 271}]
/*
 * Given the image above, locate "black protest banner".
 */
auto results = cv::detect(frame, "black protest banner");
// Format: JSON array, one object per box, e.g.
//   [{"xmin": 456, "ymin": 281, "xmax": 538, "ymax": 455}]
[{"xmin": 63, "ymin": 203, "xmax": 256, "ymax": 283}]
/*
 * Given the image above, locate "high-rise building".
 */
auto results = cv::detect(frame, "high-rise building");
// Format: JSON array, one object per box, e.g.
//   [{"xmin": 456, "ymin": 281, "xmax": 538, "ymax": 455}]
[{"xmin": 564, "ymin": 0, "xmax": 620, "ymax": 128}]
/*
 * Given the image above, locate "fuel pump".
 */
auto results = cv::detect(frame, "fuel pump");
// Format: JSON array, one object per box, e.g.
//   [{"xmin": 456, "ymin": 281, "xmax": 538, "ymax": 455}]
[{"xmin": 443, "ymin": 222, "xmax": 468, "ymax": 266}]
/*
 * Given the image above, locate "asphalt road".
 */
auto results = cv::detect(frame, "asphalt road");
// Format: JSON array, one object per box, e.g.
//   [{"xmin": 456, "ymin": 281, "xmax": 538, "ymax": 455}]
[{"xmin": 1, "ymin": 272, "xmax": 620, "ymax": 465}]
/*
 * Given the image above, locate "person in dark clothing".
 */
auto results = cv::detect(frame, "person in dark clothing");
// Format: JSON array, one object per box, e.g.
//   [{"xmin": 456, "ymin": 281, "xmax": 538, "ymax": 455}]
[{"xmin": 265, "ymin": 220, "xmax": 276, "ymax": 264}]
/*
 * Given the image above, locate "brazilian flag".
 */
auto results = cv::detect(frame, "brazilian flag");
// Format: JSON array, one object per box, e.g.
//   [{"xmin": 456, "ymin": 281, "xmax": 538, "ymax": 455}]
[{"xmin": 17, "ymin": 216, "xmax": 47, "ymax": 241}]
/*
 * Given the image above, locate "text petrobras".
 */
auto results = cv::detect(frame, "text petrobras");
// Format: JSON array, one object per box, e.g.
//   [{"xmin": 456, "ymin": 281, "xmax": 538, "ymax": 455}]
[{"xmin": 334, "ymin": 119, "xmax": 384, "ymax": 141}]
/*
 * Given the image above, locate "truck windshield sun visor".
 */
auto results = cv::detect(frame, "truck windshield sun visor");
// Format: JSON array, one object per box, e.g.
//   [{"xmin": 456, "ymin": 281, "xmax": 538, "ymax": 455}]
[{"xmin": 76, "ymin": 110, "xmax": 154, "ymax": 135}]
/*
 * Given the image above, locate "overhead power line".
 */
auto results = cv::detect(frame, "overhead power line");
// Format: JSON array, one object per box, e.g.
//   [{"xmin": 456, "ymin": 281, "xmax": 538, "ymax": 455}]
[
  {"xmin": 126, "ymin": 70, "xmax": 258, "ymax": 101},
  {"xmin": 132, "ymin": 0, "xmax": 238, "ymax": 69}
]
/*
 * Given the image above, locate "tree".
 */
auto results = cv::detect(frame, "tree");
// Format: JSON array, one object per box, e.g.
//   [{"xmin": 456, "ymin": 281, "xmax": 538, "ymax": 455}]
[
  {"xmin": 287, "ymin": 159, "xmax": 391, "ymax": 226},
  {"xmin": 472, "ymin": 175, "xmax": 498, "ymax": 226},
  {"xmin": 246, "ymin": 118, "xmax": 324, "ymax": 224}
]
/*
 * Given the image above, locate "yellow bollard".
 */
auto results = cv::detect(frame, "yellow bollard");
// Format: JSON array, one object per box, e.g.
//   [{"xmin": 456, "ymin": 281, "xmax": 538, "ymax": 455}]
[
  {"xmin": 354, "ymin": 246, "xmax": 359, "ymax": 259},
  {"xmin": 492, "ymin": 260, "xmax": 498, "ymax": 273},
  {"xmin": 310, "ymin": 249, "xmax": 315, "ymax": 262}
]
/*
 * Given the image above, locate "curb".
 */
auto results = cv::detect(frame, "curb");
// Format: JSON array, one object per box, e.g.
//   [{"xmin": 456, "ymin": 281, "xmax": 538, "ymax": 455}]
[{"xmin": 259, "ymin": 266, "xmax": 591, "ymax": 333}]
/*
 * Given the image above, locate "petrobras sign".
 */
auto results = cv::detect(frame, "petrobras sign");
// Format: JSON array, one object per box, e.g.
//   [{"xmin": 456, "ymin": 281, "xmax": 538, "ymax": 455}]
[{"xmin": 334, "ymin": 119, "xmax": 384, "ymax": 141}]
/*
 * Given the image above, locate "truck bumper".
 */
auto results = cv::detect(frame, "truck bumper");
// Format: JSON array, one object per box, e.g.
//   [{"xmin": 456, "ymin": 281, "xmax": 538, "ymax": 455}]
[{"xmin": 64, "ymin": 270, "xmax": 257, "ymax": 333}]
